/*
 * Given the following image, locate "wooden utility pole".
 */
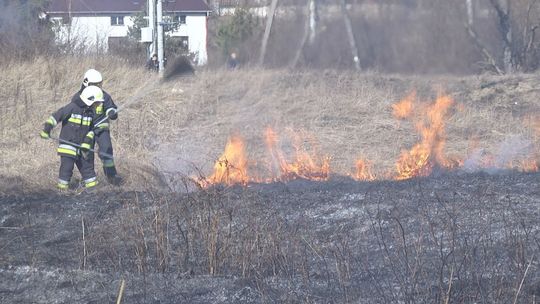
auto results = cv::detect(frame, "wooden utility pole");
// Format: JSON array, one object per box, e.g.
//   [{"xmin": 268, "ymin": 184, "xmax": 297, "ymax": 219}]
[
  {"xmin": 259, "ymin": 0, "xmax": 279, "ymax": 66},
  {"xmin": 339, "ymin": 0, "xmax": 361, "ymax": 71}
]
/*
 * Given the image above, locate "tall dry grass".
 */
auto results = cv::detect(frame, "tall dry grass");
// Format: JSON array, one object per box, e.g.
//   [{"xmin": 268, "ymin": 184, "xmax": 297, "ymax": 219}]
[{"xmin": 0, "ymin": 56, "xmax": 539, "ymax": 192}]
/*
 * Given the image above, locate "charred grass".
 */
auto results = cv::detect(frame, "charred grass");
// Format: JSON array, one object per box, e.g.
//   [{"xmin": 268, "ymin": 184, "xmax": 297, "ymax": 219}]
[{"xmin": 1, "ymin": 172, "xmax": 540, "ymax": 302}]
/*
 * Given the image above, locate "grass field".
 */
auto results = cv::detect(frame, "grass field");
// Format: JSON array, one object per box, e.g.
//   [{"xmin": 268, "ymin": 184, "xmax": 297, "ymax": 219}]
[{"xmin": 0, "ymin": 56, "xmax": 539, "ymax": 192}]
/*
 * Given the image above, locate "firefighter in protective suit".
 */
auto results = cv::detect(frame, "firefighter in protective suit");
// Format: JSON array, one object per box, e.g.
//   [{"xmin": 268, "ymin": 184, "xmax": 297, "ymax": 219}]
[
  {"xmin": 40, "ymin": 86, "xmax": 104, "ymax": 189},
  {"xmin": 74, "ymin": 69, "xmax": 120, "ymax": 184}
]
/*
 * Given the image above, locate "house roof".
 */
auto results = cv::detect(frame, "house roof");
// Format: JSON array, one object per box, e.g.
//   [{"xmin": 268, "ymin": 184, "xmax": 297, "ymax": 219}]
[{"xmin": 46, "ymin": 0, "xmax": 211, "ymax": 14}]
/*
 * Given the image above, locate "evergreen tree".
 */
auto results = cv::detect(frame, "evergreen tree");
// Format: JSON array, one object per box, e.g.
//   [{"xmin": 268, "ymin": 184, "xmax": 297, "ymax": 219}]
[{"xmin": 216, "ymin": 8, "xmax": 259, "ymax": 57}]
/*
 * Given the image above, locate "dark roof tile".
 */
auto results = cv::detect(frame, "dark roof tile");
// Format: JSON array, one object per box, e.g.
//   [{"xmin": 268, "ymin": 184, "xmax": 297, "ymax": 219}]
[{"xmin": 47, "ymin": 0, "xmax": 210, "ymax": 14}]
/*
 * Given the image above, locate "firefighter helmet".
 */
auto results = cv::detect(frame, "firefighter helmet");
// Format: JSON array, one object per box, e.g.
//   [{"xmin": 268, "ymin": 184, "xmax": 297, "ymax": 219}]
[
  {"xmin": 83, "ymin": 69, "xmax": 103, "ymax": 87},
  {"xmin": 80, "ymin": 86, "xmax": 104, "ymax": 106}
]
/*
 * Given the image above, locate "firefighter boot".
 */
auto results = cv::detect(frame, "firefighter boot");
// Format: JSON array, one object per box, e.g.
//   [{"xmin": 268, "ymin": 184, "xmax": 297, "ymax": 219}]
[{"xmin": 104, "ymin": 166, "xmax": 123, "ymax": 186}]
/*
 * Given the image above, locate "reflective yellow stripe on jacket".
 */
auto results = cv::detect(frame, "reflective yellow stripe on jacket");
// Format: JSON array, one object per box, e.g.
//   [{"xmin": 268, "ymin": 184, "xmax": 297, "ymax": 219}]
[
  {"xmin": 57, "ymin": 144, "xmax": 78, "ymax": 156},
  {"xmin": 68, "ymin": 114, "xmax": 92, "ymax": 126}
]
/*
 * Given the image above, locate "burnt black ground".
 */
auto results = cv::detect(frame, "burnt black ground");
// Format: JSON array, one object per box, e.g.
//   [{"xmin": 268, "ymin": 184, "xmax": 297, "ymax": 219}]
[{"xmin": 1, "ymin": 170, "xmax": 539, "ymax": 303}]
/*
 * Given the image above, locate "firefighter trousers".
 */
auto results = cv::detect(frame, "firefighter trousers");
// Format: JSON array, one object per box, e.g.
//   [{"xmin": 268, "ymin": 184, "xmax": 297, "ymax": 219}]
[
  {"xmin": 58, "ymin": 155, "xmax": 97, "ymax": 189},
  {"xmin": 95, "ymin": 130, "xmax": 117, "ymax": 177}
]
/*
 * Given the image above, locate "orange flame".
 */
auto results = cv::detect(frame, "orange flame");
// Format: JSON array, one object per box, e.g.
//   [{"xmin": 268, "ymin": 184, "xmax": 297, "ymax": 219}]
[
  {"xmin": 519, "ymin": 159, "xmax": 539, "ymax": 172},
  {"xmin": 202, "ymin": 129, "xmax": 331, "ymax": 187},
  {"xmin": 392, "ymin": 91, "xmax": 415, "ymax": 119},
  {"xmin": 355, "ymin": 159, "xmax": 375, "ymax": 181},
  {"xmin": 206, "ymin": 135, "xmax": 249, "ymax": 186},
  {"xmin": 200, "ymin": 91, "xmax": 538, "ymax": 187},
  {"xmin": 265, "ymin": 128, "xmax": 330, "ymax": 181},
  {"xmin": 525, "ymin": 114, "xmax": 540, "ymax": 138},
  {"xmin": 396, "ymin": 94, "xmax": 455, "ymax": 180},
  {"xmin": 523, "ymin": 115, "xmax": 540, "ymax": 172}
]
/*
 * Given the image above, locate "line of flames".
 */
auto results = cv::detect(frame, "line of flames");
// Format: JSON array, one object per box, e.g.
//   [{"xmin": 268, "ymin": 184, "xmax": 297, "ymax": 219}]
[{"xmin": 199, "ymin": 93, "xmax": 539, "ymax": 187}]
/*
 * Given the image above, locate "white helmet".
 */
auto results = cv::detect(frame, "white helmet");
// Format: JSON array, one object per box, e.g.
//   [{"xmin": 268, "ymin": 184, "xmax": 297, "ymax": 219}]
[
  {"xmin": 83, "ymin": 69, "xmax": 103, "ymax": 87},
  {"xmin": 80, "ymin": 86, "xmax": 104, "ymax": 106}
]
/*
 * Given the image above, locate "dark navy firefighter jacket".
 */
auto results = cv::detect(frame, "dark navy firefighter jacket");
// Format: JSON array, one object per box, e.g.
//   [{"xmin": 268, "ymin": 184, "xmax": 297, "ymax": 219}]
[
  {"xmin": 42, "ymin": 95, "xmax": 97, "ymax": 158},
  {"xmin": 74, "ymin": 85, "xmax": 118, "ymax": 133}
]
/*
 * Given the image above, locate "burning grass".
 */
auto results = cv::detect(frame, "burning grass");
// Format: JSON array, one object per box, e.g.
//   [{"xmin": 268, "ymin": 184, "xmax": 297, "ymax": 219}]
[
  {"xmin": 198, "ymin": 91, "xmax": 538, "ymax": 187},
  {"xmin": 0, "ymin": 56, "xmax": 539, "ymax": 192}
]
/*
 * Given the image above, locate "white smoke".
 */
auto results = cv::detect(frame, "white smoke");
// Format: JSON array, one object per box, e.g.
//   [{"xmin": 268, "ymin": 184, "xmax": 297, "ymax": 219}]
[
  {"xmin": 492, "ymin": 135, "xmax": 533, "ymax": 168},
  {"xmin": 462, "ymin": 148, "xmax": 485, "ymax": 172},
  {"xmin": 462, "ymin": 135, "xmax": 534, "ymax": 174}
]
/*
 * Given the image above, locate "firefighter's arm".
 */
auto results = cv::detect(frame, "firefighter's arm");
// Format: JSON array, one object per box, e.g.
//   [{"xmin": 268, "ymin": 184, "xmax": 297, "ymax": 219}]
[
  {"xmin": 104, "ymin": 93, "xmax": 118, "ymax": 120},
  {"xmin": 41, "ymin": 106, "xmax": 72, "ymax": 139},
  {"xmin": 41, "ymin": 115, "xmax": 57, "ymax": 136},
  {"xmin": 40, "ymin": 107, "xmax": 66, "ymax": 139}
]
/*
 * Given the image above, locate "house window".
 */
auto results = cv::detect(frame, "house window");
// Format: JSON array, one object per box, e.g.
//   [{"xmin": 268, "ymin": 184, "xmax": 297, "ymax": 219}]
[
  {"xmin": 179, "ymin": 36, "xmax": 189, "ymax": 50},
  {"xmin": 169, "ymin": 36, "xmax": 189, "ymax": 53},
  {"xmin": 173, "ymin": 15, "xmax": 186, "ymax": 24},
  {"xmin": 111, "ymin": 16, "xmax": 124, "ymax": 26}
]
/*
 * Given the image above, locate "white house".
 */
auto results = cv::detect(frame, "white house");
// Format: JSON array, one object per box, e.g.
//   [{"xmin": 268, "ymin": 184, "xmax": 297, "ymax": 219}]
[{"xmin": 45, "ymin": 0, "xmax": 211, "ymax": 65}]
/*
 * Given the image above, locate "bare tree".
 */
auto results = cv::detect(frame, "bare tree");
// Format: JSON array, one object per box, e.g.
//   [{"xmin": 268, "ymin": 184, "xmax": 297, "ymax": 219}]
[
  {"xmin": 340, "ymin": 0, "xmax": 361, "ymax": 71},
  {"xmin": 308, "ymin": 0, "xmax": 318, "ymax": 45},
  {"xmin": 466, "ymin": 0, "xmax": 540, "ymax": 73},
  {"xmin": 291, "ymin": 0, "xmax": 312, "ymax": 68},
  {"xmin": 466, "ymin": 0, "xmax": 474, "ymax": 26},
  {"xmin": 490, "ymin": 0, "xmax": 514, "ymax": 73},
  {"xmin": 259, "ymin": 0, "xmax": 279, "ymax": 66}
]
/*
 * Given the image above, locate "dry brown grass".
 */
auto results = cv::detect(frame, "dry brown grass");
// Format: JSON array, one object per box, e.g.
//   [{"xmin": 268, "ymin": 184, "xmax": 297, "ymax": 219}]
[{"xmin": 1, "ymin": 56, "xmax": 539, "ymax": 192}]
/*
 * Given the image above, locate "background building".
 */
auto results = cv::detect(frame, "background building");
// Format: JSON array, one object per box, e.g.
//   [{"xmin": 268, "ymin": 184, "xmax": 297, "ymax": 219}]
[{"xmin": 45, "ymin": 0, "xmax": 211, "ymax": 65}]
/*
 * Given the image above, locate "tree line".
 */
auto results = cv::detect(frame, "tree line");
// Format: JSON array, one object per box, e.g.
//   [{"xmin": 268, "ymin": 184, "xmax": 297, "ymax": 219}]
[{"xmin": 1, "ymin": 0, "xmax": 539, "ymax": 74}]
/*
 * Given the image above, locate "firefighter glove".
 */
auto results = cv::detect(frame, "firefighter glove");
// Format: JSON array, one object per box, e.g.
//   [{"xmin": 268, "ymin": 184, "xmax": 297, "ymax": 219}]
[
  {"xmin": 40, "ymin": 130, "xmax": 50, "ymax": 140},
  {"xmin": 106, "ymin": 108, "xmax": 118, "ymax": 120}
]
